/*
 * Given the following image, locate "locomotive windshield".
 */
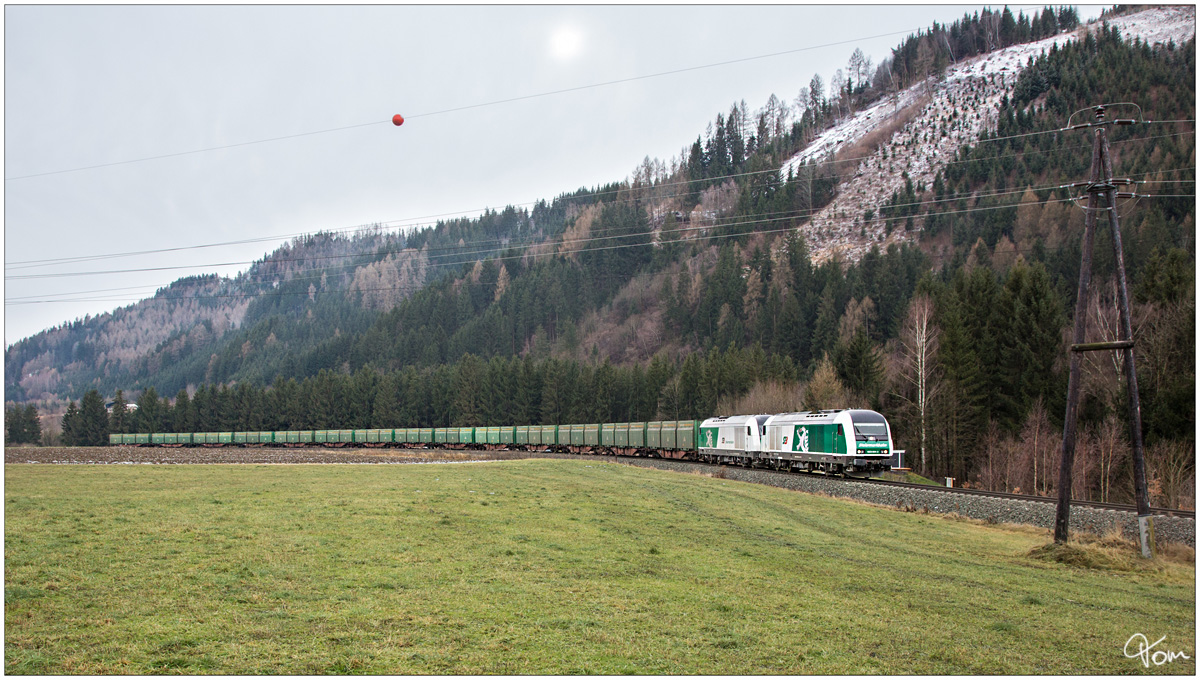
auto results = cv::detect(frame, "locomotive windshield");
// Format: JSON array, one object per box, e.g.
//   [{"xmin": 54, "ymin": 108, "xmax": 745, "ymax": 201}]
[
  {"xmin": 852, "ymin": 423, "xmax": 889, "ymax": 439},
  {"xmin": 848, "ymin": 410, "xmax": 889, "ymax": 440}
]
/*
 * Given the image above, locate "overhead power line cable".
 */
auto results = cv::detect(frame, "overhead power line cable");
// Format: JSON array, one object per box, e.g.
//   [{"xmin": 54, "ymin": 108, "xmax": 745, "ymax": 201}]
[
  {"xmin": 0, "ymin": 175, "xmax": 1097, "ymax": 283},
  {"xmin": 9, "ymin": 115, "xmax": 1191, "ymax": 271},
  {"xmin": 3, "ymin": 27, "xmax": 924, "ymax": 183},
  {"xmin": 9, "ymin": 193, "xmax": 1109, "ymax": 306},
  {"xmin": 8, "ymin": 160, "xmax": 1193, "ymax": 296}
]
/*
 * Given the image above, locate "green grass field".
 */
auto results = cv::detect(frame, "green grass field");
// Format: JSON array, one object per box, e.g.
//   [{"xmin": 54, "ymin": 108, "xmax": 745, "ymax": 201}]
[{"xmin": 5, "ymin": 460, "xmax": 1195, "ymax": 674}]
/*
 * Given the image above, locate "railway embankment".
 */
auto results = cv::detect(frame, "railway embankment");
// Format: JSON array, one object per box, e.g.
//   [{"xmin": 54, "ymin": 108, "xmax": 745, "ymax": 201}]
[{"xmin": 596, "ymin": 456, "xmax": 1196, "ymax": 548}]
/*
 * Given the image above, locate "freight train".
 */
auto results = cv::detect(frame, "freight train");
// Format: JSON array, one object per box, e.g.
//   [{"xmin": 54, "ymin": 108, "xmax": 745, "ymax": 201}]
[{"xmin": 108, "ymin": 408, "xmax": 896, "ymax": 476}]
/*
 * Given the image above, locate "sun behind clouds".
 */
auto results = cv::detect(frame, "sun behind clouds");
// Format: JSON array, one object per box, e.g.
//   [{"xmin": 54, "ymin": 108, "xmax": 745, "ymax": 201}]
[{"xmin": 548, "ymin": 25, "xmax": 584, "ymax": 60}]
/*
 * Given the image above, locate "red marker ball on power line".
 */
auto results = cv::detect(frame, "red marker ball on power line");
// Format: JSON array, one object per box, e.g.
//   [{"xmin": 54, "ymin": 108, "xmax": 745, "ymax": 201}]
[{"xmin": 392, "ymin": 114, "xmax": 405, "ymax": 126}]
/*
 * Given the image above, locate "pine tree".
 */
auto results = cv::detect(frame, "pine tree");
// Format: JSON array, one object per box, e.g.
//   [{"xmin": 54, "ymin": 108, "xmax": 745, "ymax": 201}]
[
  {"xmin": 23, "ymin": 404, "xmax": 42, "ymax": 445},
  {"xmin": 79, "ymin": 389, "xmax": 109, "ymax": 446},
  {"xmin": 452, "ymin": 354, "xmax": 486, "ymax": 426},
  {"xmin": 62, "ymin": 401, "xmax": 81, "ymax": 446},
  {"xmin": 372, "ymin": 372, "xmax": 401, "ymax": 427},
  {"xmin": 5, "ymin": 405, "xmax": 29, "ymax": 444},
  {"xmin": 997, "ymin": 261, "xmax": 1064, "ymax": 430},
  {"xmin": 677, "ymin": 354, "xmax": 703, "ymax": 419},
  {"xmin": 135, "ymin": 387, "xmax": 163, "ymax": 434},
  {"xmin": 837, "ymin": 330, "xmax": 884, "ymax": 403},
  {"xmin": 109, "ymin": 389, "xmax": 131, "ymax": 434},
  {"xmin": 174, "ymin": 389, "xmax": 194, "ymax": 433}
]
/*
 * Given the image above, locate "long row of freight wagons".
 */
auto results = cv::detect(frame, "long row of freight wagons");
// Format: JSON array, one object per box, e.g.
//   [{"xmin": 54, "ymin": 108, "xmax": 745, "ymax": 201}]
[{"xmin": 108, "ymin": 421, "xmax": 699, "ymax": 455}]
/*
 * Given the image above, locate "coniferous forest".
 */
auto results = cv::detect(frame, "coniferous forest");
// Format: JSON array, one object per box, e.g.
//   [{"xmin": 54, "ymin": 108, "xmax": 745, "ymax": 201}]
[{"xmin": 12, "ymin": 8, "xmax": 1195, "ymax": 509}]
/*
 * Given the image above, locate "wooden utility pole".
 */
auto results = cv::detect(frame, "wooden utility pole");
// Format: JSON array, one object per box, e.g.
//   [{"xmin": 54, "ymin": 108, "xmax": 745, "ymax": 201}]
[{"xmin": 1055, "ymin": 106, "xmax": 1155, "ymax": 558}]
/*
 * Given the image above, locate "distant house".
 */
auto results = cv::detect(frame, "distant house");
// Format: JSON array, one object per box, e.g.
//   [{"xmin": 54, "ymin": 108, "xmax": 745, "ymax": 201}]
[{"xmin": 104, "ymin": 401, "xmax": 138, "ymax": 413}]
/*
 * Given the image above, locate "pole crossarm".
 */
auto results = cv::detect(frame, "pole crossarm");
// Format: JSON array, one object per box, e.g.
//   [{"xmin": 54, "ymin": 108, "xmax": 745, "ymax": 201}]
[{"xmin": 1070, "ymin": 340, "xmax": 1135, "ymax": 352}]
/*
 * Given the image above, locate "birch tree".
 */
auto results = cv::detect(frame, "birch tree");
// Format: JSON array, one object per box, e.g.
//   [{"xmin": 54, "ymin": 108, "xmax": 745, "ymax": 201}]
[{"xmin": 896, "ymin": 294, "xmax": 940, "ymax": 473}]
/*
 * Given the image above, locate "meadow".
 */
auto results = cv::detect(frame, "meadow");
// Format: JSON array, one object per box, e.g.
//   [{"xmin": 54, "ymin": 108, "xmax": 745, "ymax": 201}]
[{"xmin": 5, "ymin": 459, "xmax": 1195, "ymax": 674}]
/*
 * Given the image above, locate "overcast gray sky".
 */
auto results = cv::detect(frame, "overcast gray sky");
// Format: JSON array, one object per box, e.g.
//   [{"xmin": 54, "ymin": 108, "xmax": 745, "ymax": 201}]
[{"xmin": 3, "ymin": 3, "xmax": 1104, "ymax": 346}]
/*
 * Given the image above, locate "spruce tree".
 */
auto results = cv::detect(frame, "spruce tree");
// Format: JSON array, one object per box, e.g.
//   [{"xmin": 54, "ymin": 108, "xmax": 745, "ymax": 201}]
[
  {"xmin": 62, "ymin": 401, "xmax": 81, "ymax": 446},
  {"xmin": 5, "ymin": 405, "xmax": 25, "ymax": 444},
  {"xmin": 135, "ymin": 387, "xmax": 162, "ymax": 434},
  {"xmin": 79, "ymin": 390, "xmax": 109, "ymax": 446},
  {"xmin": 174, "ymin": 389, "xmax": 193, "ymax": 433},
  {"xmin": 23, "ymin": 404, "xmax": 42, "ymax": 445},
  {"xmin": 109, "ymin": 389, "xmax": 130, "ymax": 434},
  {"xmin": 837, "ymin": 330, "xmax": 884, "ymax": 403}
]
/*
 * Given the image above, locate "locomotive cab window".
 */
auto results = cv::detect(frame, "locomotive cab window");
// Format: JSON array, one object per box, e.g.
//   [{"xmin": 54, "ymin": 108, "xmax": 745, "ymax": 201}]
[
  {"xmin": 852, "ymin": 423, "xmax": 888, "ymax": 440},
  {"xmin": 849, "ymin": 410, "xmax": 889, "ymax": 441}
]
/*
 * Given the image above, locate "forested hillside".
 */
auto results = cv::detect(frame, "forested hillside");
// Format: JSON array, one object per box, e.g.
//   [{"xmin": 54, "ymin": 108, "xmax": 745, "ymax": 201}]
[{"xmin": 9, "ymin": 6, "xmax": 1195, "ymax": 508}]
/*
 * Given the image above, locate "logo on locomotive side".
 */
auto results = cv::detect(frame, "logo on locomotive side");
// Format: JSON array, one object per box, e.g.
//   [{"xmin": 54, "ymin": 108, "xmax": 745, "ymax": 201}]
[
  {"xmin": 705, "ymin": 430, "xmax": 714, "ymax": 448},
  {"xmin": 798, "ymin": 426, "xmax": 810, "ymax": 453}
]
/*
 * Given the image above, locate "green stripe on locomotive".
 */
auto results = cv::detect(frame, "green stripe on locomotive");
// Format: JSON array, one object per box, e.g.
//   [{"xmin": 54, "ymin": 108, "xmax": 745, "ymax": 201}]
[
  {"xmin": 855, "ymin": 440, "xmax": 891, "ymax": 452},
  {"xmin": 790, "ymin": 423, "xmax": 847, "ymax": 455}
]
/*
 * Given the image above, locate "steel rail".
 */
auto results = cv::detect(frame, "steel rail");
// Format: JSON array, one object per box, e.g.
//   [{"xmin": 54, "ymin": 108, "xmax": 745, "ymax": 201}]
[
  {"xmin": 835, "ymin": 475, "xmax": 1195, "ymax": 519},
  {"xmin": 571, "ymin": 452, "xmax": 1197, "ymax": 520}
]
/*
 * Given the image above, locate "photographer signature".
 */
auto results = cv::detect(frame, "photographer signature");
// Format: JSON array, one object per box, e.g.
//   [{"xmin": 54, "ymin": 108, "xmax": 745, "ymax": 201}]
[{"xmin": 1124, "ymin": 633, "xmax": 1191, "ymax": 668}]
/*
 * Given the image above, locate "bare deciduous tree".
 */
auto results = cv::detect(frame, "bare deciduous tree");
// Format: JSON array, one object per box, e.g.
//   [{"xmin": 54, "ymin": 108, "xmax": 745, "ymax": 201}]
[
  {"xmin": 1092, "ymin": 414, "xmax": 1127, "ymax": 503},
  {"xmin": 1146, "ymin": 439, "xmax": 1196, "ymax": 510},
  {"xmin": 1020, "ymin": 398, "xmax": 1057, "ymax": 496},
  {"xmin": 802, "ymin": 355, "xmax": 851, "ymax": 411},
  {"xmin": 894, "ymin": 294, "xmax": 940, "ymax": 474}
]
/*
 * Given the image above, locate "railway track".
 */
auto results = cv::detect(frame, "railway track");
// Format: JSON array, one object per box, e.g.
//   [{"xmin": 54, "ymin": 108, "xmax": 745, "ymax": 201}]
[
  {"xmin": 837, "ymin": 475, "xmax": 1196, "ymax": 519},
  {"xmin": 557, "ymin": 452, "xmax": 1196, "ymax": 520}
]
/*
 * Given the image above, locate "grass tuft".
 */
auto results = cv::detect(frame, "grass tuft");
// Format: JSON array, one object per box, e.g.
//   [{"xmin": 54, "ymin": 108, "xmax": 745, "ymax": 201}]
[
  {"xmin": 1028, "ymin": 542, "xmax": 1129, "ymax": 570},
  {"xmin": 1030, "ymin": 530, "xmax": 1195, "ymax": 572}
]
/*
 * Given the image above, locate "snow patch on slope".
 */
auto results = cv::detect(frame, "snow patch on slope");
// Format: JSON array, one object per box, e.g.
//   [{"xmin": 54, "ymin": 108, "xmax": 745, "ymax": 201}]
[{"xmin": 780, "ymin": 6, "xmax": 1195, "ymax": 265}]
